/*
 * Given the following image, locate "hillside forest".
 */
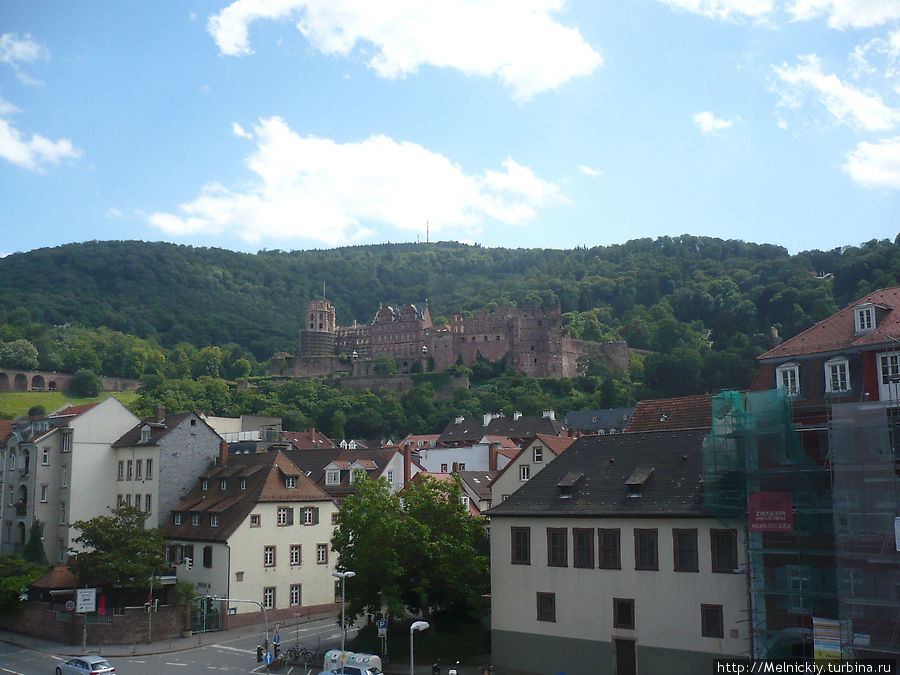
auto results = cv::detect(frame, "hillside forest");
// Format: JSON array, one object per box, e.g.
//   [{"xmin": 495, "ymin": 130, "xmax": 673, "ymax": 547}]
[{"xmin": 0, "ymin": 235, "xmax": 896, "ymax": 439}]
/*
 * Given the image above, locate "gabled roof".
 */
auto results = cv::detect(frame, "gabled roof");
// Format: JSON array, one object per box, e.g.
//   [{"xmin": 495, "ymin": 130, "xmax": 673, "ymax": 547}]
[
  {"xmin": 31, "ymin": 564, "xmax": 76, "ymax": 590},
  {"xmin": 487, "ymin": 434, "xmax": 575, "ymax": 488},
  {"xmin": 457, "ymin": 471, "xmax": 497, "ymax": 501},
  {"xmin": 162, "ymin": 449, "xmax": 332, "ymax": 543},
  {"xmin": 625, "ymin": 394, "xmax": 712, "ymax": 432},
  {"xmin": 283, "ymin": 448, "xmax": 342, "ymax": 484},
  {"xmin": 440, "ymin": 414, "xmax": 564, "ymax": 444},
  {"xmin": 315, "ymin": 448, "xmax": 400, "ymax": 495},
  {"xmin": 49, "ymin": 402, "xmax": 100, "ymax": 418},
  {"xmin": 487, "ymin": 429, "xmax": 707, "ymax": 518},
  {"xmin": 282, "ymin": 429, "xmax": 338, "ymax": 450},
  {"xmin": 758, "ymin": 286, "xmax": 900, "ymax": 360},
  {"xmin": 562, "ymin": 408, "xmax": 634, "ymax": 432},
  {"xmin": 112, "ymin": 412, "xmax": 204, "ymax": 447}
]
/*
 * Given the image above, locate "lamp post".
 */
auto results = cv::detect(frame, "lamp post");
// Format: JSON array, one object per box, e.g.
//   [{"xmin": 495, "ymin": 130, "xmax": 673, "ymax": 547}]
[
  {"xmin": 409, "ymin": 621, "xmax": 429, "ymax": 675},
  {"xmin": 331, "ymin": 570, "xmax": 356, "ymax": 652}
]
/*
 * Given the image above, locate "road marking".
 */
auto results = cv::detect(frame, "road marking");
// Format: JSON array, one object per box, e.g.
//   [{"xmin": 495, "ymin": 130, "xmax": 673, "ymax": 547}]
[
  {"xmin": 213, "ymin": 644, "xmax": 257, "ymax": 655},
  {"xmin": 165, "ymin": 662, "xmax": 189, "ymax": 666},
  {"xmin": 0, "ymin": 668, "xmax": 26, "ymax": 675}
]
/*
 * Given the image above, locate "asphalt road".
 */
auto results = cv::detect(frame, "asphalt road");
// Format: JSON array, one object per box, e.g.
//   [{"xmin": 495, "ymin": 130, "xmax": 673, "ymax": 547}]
[{"xmin": 0, "ymin": 618, "xmax": 356, "ymax": 675}]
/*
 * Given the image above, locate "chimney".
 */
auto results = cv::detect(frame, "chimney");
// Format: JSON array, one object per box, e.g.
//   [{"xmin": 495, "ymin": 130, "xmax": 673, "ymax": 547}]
[
  {"xmin": 542, "ymin": 409, "xmax": 555, "ymax": 420},
  {"xmin": 219, "ymin": 440, "xmax": 228, "ymax": 467},
  {"xmin": 489, "ymin": 444, "xmax": 498, "ymax": 471},
  {"xmin": 403, "ymin": 444, "xmax": 412, "ymax": 485},
  {"xmin": 156, "ymin": 405, "xmax": 166, "ymax": 423},
  {"xmin": 454, "ymin": 415, "xmax": 465, "ymax": 425},
  {"xmin": 483, "ymin": 413, "xmax": 492, "ymax": 427},
  {"xmin": 452, "ymin": 462, "xmax": 459, "ymax": 473},
  {"xmin": 513, "ymin": 411, "xmax": 522, "ymax": 421}
]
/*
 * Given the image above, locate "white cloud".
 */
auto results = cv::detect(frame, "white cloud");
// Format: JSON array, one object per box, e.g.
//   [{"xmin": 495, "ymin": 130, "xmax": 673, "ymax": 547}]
[
  {"xmin": 0, "ymin": 109, "xmax": 81, "ymax": 172},
  {"xmin": 844, "ymin": 136, "xmax": 900, "ymax": 188},
  {"xmin": 693, "ymin": 110, "xmax": 735, "ymax": 134},
  {"xmin": 578, "ymin": 164, "xmax": 602, "ymax": 176},
  {"xmin": 232, "ymin": 121, "xmax": 253, "ymax": 139},
  {"xmin": 0, "ymin": 32, "xmax": 48, "ymax": 85},
  {"xmin": 106, "ymin": 208, "xmax": 123, "ymax": 218},
  {"xmin": 773, "ymin": 54, "xmax": 900, "ymax": 131},
  {"xmin": 788, "ymin": 0, "xmax": 900, "ymax": 28},
  {"xmin": 207, "ymin": 0, "xmax": 602, "ymax": 101},
  {"xmin": 656, "ymin": 0, "xmax": 775, "ymax": 21},
  {"xmin": 148, "ymin": 117, "xmax": 563, "ymax": 245}
]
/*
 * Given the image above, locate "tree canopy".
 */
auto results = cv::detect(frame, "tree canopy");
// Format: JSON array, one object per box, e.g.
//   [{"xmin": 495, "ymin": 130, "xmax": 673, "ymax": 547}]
[
  {"xmin": 69, "ymin": 505, "xmax": 168, "ymax": 588},
  {"xmin": 0, "ymin": 554, "xmax": 46, "ymax": 611},
  {"xmin": 331, "ymin": 474, "xmax": 489, "ymax": 622}
]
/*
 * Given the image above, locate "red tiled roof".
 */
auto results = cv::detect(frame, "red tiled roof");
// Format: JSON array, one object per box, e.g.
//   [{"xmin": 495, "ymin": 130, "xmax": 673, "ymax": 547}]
[
  {"xmin": 0, "ymin": 419, "xmax": 13, "ymax": 442},
  {"xmin": 32, "ymin": 564, "xmax": 76, "ymax": 589},
  {"xmin": 625, "ymin": 394, "xmax": 712, "ymax": 432},
  {"xmin": 533, "ymin": 433, "xmax": 576, "ymax": 456},
  {"xmin": 758, "ymin": 286, "xmax": 900, "ymax": 360},
  {"xmin": 282, "ymin": 429, "xmax": 338, "ymax": 450},
  {"xmin": 50, "ymin": 402, "xmax": 99, "ymax": 418}
]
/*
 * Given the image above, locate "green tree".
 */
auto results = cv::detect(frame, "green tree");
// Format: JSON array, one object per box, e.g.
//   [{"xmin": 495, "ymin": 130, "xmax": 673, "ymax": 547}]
[
  {"xmin": 331, "ymin": 474, "xmax": 489, "ymax": 623},
  {"xmin": 373, "ymin": 353, "xmax": 398, "ymax": 375},
  {"xmin": 70, "ymin": 368, "xmax": 101, "ymax": 397},
  {"xmin": 69, "ymin": 505, "xmax": 167, "ymax": 588},
  {"xmin": 0, "ymin": 339, "xmax": 39, "ymax": 369},
  {"xmin": 23, "ymin": 520, "xmax": 48, "ymax": 565},
  {"xmin": 0, "ymin": 554, "xmax": 45, "ymax": 611}
]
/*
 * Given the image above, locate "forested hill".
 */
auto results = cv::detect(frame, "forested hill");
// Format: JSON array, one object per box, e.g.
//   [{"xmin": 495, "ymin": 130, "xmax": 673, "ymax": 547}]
[{"xmin": 0, "ymin": 236, "xmax": 898, "ymax": 370}]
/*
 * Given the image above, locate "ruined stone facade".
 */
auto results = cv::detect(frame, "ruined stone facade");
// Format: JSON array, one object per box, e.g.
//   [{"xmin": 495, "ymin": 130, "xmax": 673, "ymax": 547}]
[{"xmin": 289, "ymin": 300, "xmax": 628, "ymax": 379}]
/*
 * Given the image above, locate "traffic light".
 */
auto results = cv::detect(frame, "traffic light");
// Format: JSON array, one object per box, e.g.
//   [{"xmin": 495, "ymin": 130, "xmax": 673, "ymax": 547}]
[
  {"xmin": 257, "ymin": 645, "xmax": 263, "ymax": 663},
  {"xmin": 274, "ymin": 643, "xmax": 280, "ymax": 658}
]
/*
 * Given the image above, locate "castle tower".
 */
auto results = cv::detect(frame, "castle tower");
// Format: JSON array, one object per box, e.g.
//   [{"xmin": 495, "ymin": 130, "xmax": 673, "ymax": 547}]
[{"xmin": 301, "ymin": 299, "xmax": 336, "ymax": 356}]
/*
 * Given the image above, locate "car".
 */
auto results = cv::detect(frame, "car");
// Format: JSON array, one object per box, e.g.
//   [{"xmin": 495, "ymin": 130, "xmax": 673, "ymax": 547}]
[{"xmin": 55, "ymin": 655, "xmax": 115, "ymax": 675}]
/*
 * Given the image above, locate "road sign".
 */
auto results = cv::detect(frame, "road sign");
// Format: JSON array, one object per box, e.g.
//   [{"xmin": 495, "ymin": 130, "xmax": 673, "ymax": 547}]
[
  {"xmin": 76, "ymin": 588, "xmax": 96, "ymax": 614},
  {"xmin": 264, "ymin": 652, "xmax": 274, "ymax": 665},
  {"xmin": 272, "ymin": 633, "xmax": 280, "ymax": 645},
  {"xmin": 65, "ymin": 600, "xmax": 75, "ymax": 611},
  {"xmin": 377, "ymin": 619, "xmax": 387, "ymax": 637}
]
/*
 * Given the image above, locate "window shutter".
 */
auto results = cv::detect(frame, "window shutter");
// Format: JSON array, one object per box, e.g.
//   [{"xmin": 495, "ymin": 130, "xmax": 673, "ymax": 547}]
[
  {"xmin": 185, "ymin": 544, "xmax": 194, "ymax": 559},
  {"xmin": 314, "ymin": 507, "xmax": 320, "ymax": 525},
  {"xmin": 287, "ymin": 507, "xmax": 294, "ymax": 526}
]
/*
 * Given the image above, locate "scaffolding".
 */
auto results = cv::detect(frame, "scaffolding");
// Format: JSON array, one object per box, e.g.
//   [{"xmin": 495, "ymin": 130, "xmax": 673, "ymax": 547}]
[
  {"xmin": 703, "ymin": 389, "xmax": 837, "ymax": 660},
  {"xmin": 830, "ymin": 401, "xmax": 900, "ymax": 659}
]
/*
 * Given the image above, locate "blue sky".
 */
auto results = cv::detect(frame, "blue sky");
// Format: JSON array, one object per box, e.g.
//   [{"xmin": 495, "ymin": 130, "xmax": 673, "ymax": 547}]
[{"xmin": 2, "ymin": 0, "xmax": 899, "ymax": 257}]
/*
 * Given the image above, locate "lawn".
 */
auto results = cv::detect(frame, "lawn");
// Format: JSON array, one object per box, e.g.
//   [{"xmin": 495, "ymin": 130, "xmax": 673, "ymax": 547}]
[{"xmin": 0, "ymin": 390, "xmax": 139, "ymax": 418}]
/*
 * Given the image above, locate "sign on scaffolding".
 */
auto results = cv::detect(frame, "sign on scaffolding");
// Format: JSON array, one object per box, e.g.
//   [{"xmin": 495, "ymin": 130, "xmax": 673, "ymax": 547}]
[{"xmin": 748, "ymin": 492, "xmax": 793, "ymax": 532}]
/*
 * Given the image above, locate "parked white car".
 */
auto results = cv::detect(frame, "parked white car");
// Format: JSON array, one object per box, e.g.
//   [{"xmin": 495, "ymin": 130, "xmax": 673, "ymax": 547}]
[{"xmin": 55, "ymin": 655, "xmax": 115, "ymax": 675}]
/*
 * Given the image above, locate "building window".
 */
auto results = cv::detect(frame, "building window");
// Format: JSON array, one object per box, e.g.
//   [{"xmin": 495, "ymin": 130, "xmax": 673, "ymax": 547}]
[
  {"xmin": 511, "ymin": 527, "xmax": 530, "ymax": 564},
  {"xmin": 458, "ymin": 463, "xmax": 466, "ymax": 471},
  {"xmin": 127, "ymin": 460, "xmax": 133, "ymax": 481},
  {"xmin": 303, "ymin": 507, "xmax": 318, "ymax": 525},
  {"xmin": 42, "ymin": 447, "xmax": 50, "ymax": 465},
  {"xmin": 118, "ymin": 460, "xmax": 124, "ymax": 481},
  {"xmin": 201, "ymin": 479, "xmax": 208, "ymax": 491},
  {"xmin": 440, "ymin": 463, "xmax": 448, "ymax": 473},
  {"xmin": 825, "ymin": 357, "xmax": 850, "ymax": 393},
  {"xmin": 117, "ymin": 494, "xmax": 124, "ymax": 507},
  {"xmin": 203, "ymin": 545, "xmax": 213, "ymax": 568},
  {"xmin": 61, "ymin": 465, "xmax": 67, "ymax": 488},
  {"xmin": 776, "ymin": 363, "xmax": 800, "ymax": 396},
  {"xmin": 250, "ymin": 514, "xmax": 261, "ymax": 527},
  {"xmin": 40, "ymin": 484, "xmax": 48, "ymax": 502},
  {"xmin": 290, "ymin": 544, "xmax": 301, "ymax": 566},
  {"xmin": 174, "ymin": 513, "xmax": 182, "ymax": 526},
  {"xmin": 673, "ymin": 529, "xmax": 699, "ymax": 572},
  {"xmin": 533, "ymin": 446, "xmax": 543, "ymax": 463},
  {"xmin": 290, "ymin": 584, "xmax": 301, "ymax": 607},
  {"xmin": 317, "ymin": 543, "xmax": 328, "ymax": 564},
  {"xmin": 536, "ymin": 592, "xmax": 556, "ymax": 622},
  {"xmin": 573, "ymin": 528, "xmax": 595, "ymax": 568},
  {"xmin": 263, "ymin": 587, "xmax": 275, "ymax": 610},
  {"xmin": 264, "ymin": 545, "xmax": 276, "ymax": 567},
  {"xmin": 210, "ymin": 513, "xmax": 218, "ymax": 527},
  {"xmin": 711, "ymin": 529, "xmax": 738, "ymax": 573},
  {"xmin": 240, "ymin": 478, "xmax": 246, "ymax": 490},
  {"xmin": 285, "ymin": 476, "xmax": 297, "ymax": 489},
  {"xmin": 599, "ymin": 529, "xmax": 621, "ymax": 569},
  {"xmin": 126, "ymin": 494, "xmax": 132, "ymax": 506},
  {"xmin": 387, "ymin": 470, "xmax": 394, "ymax": 483},
  {"xmin": 60, "ymin": 501, "xmax": 66, "ymax": 523},
  {"xmin": 135, "ymin": 459, "xmax": 142, "ymax": 480},
  {"xmin": 146, "ymin": 459, "xmax": 153, "ymax": 480},
  {"xmin": 191, "ymin": 513, "xmax": 199, "ymax": 526},
  {"xmin": 62, "ymin": 431, "xmax": 72, "ymax": 453},
  {"xmin": 277, "ymin": 506, "xmax": 294, "ymax": 526},
  {"xmin": 547, "ymin": 528, "xmax": 568, "ymax": 567},
  {"xmin": 326, "ymin": 470, "xmax": 340, "ymax": 485},
  {"xmin": 140, "ymin": 426, "xmax": 151, "ymax": 443},
  {"xmin": 520, "ymin": 465, "xmax": 530, "ymax": 481},
  {"xmin": 854, "ymin": 304, "xmax": 875, "ymax": 333},
  {"xmin": 613, "ymin": 598, "xmax": 635, "ymax": 629},
  {"xmin": 787, "ymin": 565, "xmax": 810, "ymax": 613},
  {"xmin": 332, "ymin": 512, "xmax": 339, "ymax": 525},
  {"xmin": 220, "ymin": 479, "xmax": 227, "ymax": 491},
  {"xmin": 634, "ymin": 529, "xmax": 658, "ymax": 570},
  {"xmin": 145, "ymin": 494, "xmax": 151, "ymax": 514},
  {"xmin": 134, "ymin": 494, "xmax": 141, "ymax": 510},
  {"xmin": 701, "ymin": 604, "xmax": 724, "ymax": 638}
]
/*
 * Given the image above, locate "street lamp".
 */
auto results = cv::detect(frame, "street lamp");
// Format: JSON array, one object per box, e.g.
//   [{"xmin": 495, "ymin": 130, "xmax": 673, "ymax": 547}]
[
  {"xmin": 409, "ymin": 620, "xmax": 429, "ymax": 675},
  {"xmin": 332, "ymin": 570, "xmax": 356, "ymax": 652}
]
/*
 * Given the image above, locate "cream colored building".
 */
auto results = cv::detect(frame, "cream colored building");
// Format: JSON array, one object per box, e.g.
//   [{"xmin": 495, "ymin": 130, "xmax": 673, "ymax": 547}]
[
  {"xmin": 489, "ymin": 434, "xmax": 574, "ymax": 506},
  {"xmin": 488, "ymin": 429, "xmax": 749, "ymax": 675},
  {"xmin": 163, "ymin": 449, "xmax": 339, "ymax": 628}
]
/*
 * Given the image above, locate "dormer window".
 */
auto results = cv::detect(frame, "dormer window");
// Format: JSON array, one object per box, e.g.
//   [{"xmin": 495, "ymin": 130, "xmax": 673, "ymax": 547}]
[
  {"xmin": 220, "ymin": 479, "xmax": 227, "ymax": 490},
  {"xmin": 825, "ymin": 357, "xmax": 850, "ymax": 393},
  {"xmin": 191, "ymin": 513, "xmax": 200, "ymax": 526},
  {"xmin": 557, "ymin": 472, "xmax": 583, "ymax": 499},
  {"xmin": 201, "ymin": 479, "xmax": 208, "ymax": 491},
  {"xmin": 776, "ymin": 362, "xmax": 800, "ymax": 396},
  {"xmin": 285, "ymin": 476, "xmax": 297, "ymax": 489},
  {"xmin": 854, "ymin": 304, "xmax": 875, "ymax": 334},
  {"xmin": 140, "ymin": 426, "xmax": 151, "ymax": 443},
  {"xmin": 326, "ymin": 469, "xmax": 340, "ymax": 485},
  {"xmin": 626, "ymin": 467, "xmax": 654, "ymax": 498},
  {"xmin": 174, "ymin": 513, "xmax": 182, "ymax": 526},
  {"xmin": 240, "ymin": 478, "xmax": 247, "ymax": 490}
]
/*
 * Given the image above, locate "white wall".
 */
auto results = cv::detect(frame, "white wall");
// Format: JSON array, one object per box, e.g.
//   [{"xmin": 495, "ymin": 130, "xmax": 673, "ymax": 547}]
[
  {"xmin": 490, "ymin": 439, "xmax": 557, "ymax": 506},
  {"xmin": 418, "ymin": 444, "xmax": 492, "ymax": 472}
]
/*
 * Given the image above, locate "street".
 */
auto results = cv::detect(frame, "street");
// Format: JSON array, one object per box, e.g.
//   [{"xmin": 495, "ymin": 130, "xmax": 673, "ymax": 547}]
[{"xmin": 0, "ymin": 617, "xmax": 356, "ymax": 675}]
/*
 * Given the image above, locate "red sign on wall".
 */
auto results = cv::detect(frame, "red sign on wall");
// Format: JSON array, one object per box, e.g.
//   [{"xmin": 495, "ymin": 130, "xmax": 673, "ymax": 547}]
[{"xmin": 748, "ymin": 492, "xmax": 794, "ymax": 532}]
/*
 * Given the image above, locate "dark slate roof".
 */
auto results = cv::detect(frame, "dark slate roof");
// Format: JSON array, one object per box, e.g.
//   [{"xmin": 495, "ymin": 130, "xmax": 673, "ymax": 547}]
[
  {"xmin": 625, "ymin": 395, "xmax": 711, "ymax": 432},
  {"xmin": 562, "ymin": 408, "xmax": 635, "ymax": 432},
  {"xmin": 758, "ymin": 286, "xmax": 900, "ymax": 360},
  {"xmin": 439, "ymin": 414, "xmax": 564, "ymax": 444},
  {"xmin": 112, "ymin": 412, "xmax": 211, "ymax": 447},
  {"xmin": 314, "ymin": 448, "xmax": 400, "ymax": 497},
  {"xmin": 162, "ymin": 449, "xmax": 332, "ymax": 543},
  {"xmin": 486, "ymin": 429, "xmax": 707, "ymax": 518},
  {"xmin": 282, "ymin": 429, "xmax": 338, "ymax": 450},
  {"xmin": 283, "ymin": 448, "xmax": 343, "ymax": 484},
  {"xmin": 457, "ymin": 471, "xmax": 497, "ymax": 501}
]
